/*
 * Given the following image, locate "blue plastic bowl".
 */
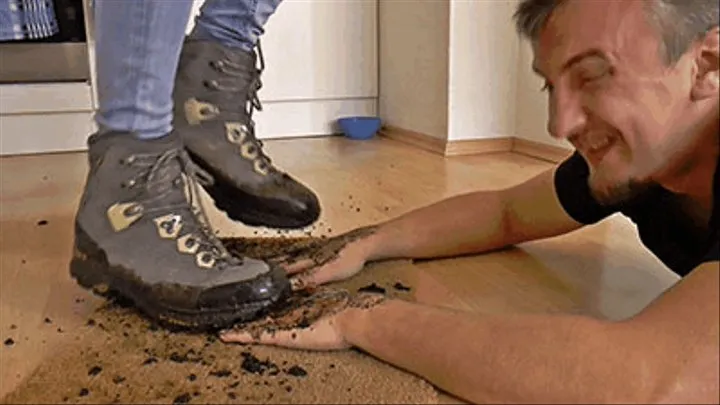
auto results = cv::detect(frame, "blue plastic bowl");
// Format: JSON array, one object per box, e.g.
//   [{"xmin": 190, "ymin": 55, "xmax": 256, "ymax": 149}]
[{"xmin": 338, "ymin": 116, "xmax": 381, "ymax": 140}]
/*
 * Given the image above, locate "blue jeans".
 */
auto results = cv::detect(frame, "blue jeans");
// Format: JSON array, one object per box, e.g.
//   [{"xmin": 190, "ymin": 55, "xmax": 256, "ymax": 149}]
[{"xmin": 94, "ymin": 0, "xmax": 282, "ymax": 140}]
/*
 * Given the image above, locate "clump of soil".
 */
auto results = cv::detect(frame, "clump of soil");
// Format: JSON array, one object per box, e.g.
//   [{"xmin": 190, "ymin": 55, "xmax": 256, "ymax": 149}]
[{"xmin": 357, "ymin": 283, "xmax": 386, "ymax": 294}]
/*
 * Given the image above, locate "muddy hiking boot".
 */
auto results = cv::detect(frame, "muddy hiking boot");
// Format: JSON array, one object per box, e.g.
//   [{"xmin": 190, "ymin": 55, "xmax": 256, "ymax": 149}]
[
  {"xmin": 173, "ymin": 38, "xmax": 321, "ymax": 229},
  {"xmin": 70, "ymin": 131, "xmax": 292, "ymax": 330}
]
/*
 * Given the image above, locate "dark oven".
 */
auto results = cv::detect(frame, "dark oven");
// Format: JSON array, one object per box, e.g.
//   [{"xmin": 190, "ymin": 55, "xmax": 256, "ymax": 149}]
[{"xmin": 0, "ymin": 0, "xmax": 90, "ymax": 83}]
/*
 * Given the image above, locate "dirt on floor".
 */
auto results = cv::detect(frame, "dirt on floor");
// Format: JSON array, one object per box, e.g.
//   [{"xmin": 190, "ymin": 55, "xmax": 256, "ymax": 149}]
[{"xmin": 2, "ymin": 236, "xmax": 438, "ymax": 404}]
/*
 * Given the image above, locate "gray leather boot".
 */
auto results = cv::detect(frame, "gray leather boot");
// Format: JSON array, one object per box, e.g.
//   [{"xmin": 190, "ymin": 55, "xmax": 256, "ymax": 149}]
[
  {"xmin": 70, "ymin": 131, "xmax": 291, "ymax": 330},
  {"xmin": 173, "ymin": 38, "xmax": 321, "ymax": 229}
]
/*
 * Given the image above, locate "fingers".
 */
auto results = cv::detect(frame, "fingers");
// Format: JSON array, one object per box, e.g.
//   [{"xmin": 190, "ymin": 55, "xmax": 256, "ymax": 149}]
[
  {"xmin": 219, "ymin": 328, "xmax": 301, "ymax": 348},
  {"xmin": 281, "ymin": 258, "xmax": 317, "ymax": 275},
  {"xmin": 290, "ymin": 264, "xmax": 345, "ymax": 291}
]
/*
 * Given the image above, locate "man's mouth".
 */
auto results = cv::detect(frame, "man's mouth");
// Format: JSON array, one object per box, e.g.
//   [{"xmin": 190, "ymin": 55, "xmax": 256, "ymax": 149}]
[{"xmin": 582, "ymin": 136, "xmax": 615, "ymax": 165}]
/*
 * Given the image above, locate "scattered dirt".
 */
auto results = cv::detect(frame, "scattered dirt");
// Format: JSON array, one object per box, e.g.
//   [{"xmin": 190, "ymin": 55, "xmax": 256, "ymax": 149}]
[
  {"xmin": 2, "ymin": 295, "xmax": 435, "ymax": 404},
  {"xmin": 4, "ymin": 338, "xmax": 14, "ymax": 347},
  {"xmin": 224, "ymin": 227, "xmax": 379, "ymax": 269},
  {"xmin": 87, "ymin": 366, "xmax": 102, "ymax": 377},
  {"xmin": 393, "ymin": 282, "xmax": 411, "ymax": 292},
  {"xmin": 36, "ymin": 220, "xmax": 48, "ymax": 226},
  {"xmin": 357, "ymin": 283, "xmax": 386, "ymax": 294},
  {"xmin": 2, "ymin": 236, "xmax": 434, "ymax": 404}
]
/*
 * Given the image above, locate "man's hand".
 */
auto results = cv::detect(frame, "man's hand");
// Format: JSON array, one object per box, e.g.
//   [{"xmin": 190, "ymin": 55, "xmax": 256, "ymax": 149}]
[
  {"xmin": 219, "ymin": 288, "xmax": 386, "ymax": 351},
  {"xmin": 220, "ymin": 311, "xmax": 351, "ymax": 351},
  {"xmin": 270, "ymin": 226, "xmax": 380, "ymax": 291}
]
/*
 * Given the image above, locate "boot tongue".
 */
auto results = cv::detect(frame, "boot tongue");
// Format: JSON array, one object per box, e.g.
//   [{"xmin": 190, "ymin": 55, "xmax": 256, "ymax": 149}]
[{"xmin": 99, "ymin": 132, "xmax": 189, "ymax": 206}]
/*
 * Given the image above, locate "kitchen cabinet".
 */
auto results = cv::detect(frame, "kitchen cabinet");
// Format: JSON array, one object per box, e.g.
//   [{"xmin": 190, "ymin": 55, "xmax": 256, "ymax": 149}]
[{"xmin": 0, "ymin": 0, "xmax": 377, "ymax": 156}]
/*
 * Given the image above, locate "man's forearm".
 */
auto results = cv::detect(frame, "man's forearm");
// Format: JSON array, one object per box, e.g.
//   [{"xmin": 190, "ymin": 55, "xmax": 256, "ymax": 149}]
[
  {"xmin": 364, "ymin": 191, "xmax": 512, "ymax": 262},
  {"xmin": 339, "ymin": 299, "xmax": 656, "ymax": 404}
]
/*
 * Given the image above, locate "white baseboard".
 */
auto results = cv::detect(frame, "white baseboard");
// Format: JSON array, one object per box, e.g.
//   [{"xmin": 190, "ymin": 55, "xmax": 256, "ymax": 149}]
[
  {"xmin": 379, "ymin": 125, "xmax": 573, "ymax": 163},
  {"xmin": 256, "ymin": 97, "xmax": 377, "ymax": 139},
  {"xmin": 0, "ymin": 92, "xmax": 377, "ymax": 156}
]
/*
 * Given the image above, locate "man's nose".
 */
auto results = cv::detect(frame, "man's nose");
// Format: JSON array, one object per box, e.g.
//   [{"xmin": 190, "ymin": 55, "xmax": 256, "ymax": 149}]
[{"xmin": 548, "ymin": 91, "xmax": 587, "ymax": 140}]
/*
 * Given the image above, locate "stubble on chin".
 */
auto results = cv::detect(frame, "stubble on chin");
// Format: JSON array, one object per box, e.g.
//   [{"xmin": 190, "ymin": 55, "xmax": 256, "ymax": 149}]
[{"xmin": 588, "ymin": 170, "xmax": 653, "ymax": 206}]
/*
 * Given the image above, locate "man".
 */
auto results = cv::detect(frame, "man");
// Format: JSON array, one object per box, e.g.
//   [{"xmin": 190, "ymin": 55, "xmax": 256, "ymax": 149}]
[
  {"xmin": 70, "ymin": 0, "xmax": 318, "ymax": 329},
  {"xmin": 221, "ymin": 0, "xmax": 720, "ymax": 403}
]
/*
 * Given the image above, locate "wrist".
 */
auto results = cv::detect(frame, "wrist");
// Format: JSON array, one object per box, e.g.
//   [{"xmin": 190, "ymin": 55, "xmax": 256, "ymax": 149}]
[
  {"xmin": 361, "ymin": 224, "xmax": 395, "ymax": 262},
  {"xmin": 336, "ymin": 296, "xmax": 397, "ymax": 348}
]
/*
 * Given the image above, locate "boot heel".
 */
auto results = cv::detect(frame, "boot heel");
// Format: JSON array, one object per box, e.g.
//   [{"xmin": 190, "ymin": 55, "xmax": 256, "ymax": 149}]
[{"xmin": 70, "ymin": 255, "xmax": 111, "ymax": 296}]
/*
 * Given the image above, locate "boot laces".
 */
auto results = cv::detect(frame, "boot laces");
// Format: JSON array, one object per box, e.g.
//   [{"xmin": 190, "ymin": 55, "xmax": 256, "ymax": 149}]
[
  {"xmin": 205, "ymin": 40, "xmax": 274, "ymax": 171},
  {"xmin": 121, "ymin": 147, "xmax": 241, "ymax": 269}
]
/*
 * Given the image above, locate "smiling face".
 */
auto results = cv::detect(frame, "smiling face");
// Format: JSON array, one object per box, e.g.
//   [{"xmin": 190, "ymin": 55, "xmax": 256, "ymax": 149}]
[{"xmin": 532, "ymin": 0, "xmax": 710, "ymax": 205}]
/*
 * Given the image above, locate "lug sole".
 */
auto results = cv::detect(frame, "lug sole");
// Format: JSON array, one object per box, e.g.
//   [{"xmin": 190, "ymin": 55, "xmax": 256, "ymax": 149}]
[
  {"xmin": 69, "ymin": 234, "xmax": 291, "ymax": 331},
  {"xmin": 207, "ymin": 182, "xmax": 320, "ymax": 229},
  {"xmin": 186, "ymin": 150, "xmax": 320, "ymax": 229}
]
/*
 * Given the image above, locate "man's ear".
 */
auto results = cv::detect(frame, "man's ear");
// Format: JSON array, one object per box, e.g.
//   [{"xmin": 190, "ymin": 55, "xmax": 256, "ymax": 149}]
[{"xmin": 691, "ymin": 26, "xmax": 720, "ymax": 101}]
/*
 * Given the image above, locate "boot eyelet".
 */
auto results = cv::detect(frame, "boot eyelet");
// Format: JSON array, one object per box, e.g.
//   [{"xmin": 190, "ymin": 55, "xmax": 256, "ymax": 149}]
[
  {"xmin": 123, "ymin": 204, "xmax": 142, "ymax": 217},
  {"xmin": 120, "ymin": 155, "xmax": 136, "ymax": 165},
  {"xmin": 196, "ymin": 251, "xmax": 216, "ymax": 269},
  {"xmin": 211, "ymin": 60, "xmax": 224, "ymax": 70},
  {"xmin": 177, "ymin": 233, "xmax": 199, "ymax": 254},
  {"xmin": 121, "ymin": 179, "xmax": 137, "ymax": 188},
  {"xmin": 241, "ymin": 142, "xmax": 259, "ymax": 160},
  {"xmin": 203, "ymin": 80, "xmax": 219, "ymax": 90}
]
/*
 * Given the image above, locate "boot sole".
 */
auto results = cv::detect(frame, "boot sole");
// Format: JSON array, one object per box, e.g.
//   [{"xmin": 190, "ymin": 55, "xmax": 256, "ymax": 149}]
[
  {"xmin": 70, "ymin": 232, "xmax": 291, "ymax": 331},
  {"xmin": 209, "ymin": 182, "xmax": 319, "ymax": 229},
  {"xmin": 186, "ymin": 150, "xmax": 320, "ymax": 229}
]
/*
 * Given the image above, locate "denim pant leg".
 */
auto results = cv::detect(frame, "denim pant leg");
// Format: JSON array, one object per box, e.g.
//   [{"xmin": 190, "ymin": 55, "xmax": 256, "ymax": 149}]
[
  {"xmin": 93, "ymin": 0, "xmax": 194, "ymax": 140},
  {"xmin": 189, "ymin": 0, "xmax": 284, "ymax": 51}
]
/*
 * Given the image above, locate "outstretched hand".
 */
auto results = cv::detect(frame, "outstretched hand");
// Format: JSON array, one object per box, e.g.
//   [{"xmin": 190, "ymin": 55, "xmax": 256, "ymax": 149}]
[
  {"xmin": 219, "ymin": 288, "xmax": 386, "ymax": 351},
  {"xmin": 268, "ymin": 226, "xmax": 380, "ymax": 291}
]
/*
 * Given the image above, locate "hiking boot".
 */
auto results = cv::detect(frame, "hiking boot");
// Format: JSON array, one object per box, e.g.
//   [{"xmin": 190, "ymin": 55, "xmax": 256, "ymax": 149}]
[
  {"xmin": 173, "ymin": 38, "xmax": 321, "ymax": 229},
  {"xmin": 70, "ymin": 131, "xmax": 291, "ymax": 330}
]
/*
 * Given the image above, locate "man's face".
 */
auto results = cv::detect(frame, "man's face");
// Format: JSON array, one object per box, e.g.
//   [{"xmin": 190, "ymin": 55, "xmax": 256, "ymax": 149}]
[{"xmin": 532, "ymin": 0, "xmax": 700, "ymax": 205}]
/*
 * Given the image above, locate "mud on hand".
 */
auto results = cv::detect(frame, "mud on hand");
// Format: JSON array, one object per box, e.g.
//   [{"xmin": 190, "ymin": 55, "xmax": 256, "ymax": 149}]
[
  {"xmin": 219, "ymin": 287, "xmax": 386, "ymax": 351},
  {"xmin": 268, "ymin": 226, "xmax": 380, "ymax": 291}
]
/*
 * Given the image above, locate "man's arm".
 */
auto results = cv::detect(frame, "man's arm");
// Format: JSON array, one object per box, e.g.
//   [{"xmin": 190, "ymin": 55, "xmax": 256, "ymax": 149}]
[
  {"xmin": 364, "ymin": 165, "xmax": 584, "ymax": 262},
  {"xmin": 340, "ymin": 262, "xmax": 719, "ymax": 404}
]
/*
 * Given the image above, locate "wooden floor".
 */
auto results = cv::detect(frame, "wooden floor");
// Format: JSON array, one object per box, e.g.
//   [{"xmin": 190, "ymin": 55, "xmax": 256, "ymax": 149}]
[{"xmin": 0, "ymin": 136, "xmax": 679, "ymax": 401}]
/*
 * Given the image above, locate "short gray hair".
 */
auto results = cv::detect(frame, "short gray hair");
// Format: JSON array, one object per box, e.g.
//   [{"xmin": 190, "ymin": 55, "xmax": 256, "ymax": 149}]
[{"xmin": 513, "ymin": 0, "xmax": 719, "ymax": 64}]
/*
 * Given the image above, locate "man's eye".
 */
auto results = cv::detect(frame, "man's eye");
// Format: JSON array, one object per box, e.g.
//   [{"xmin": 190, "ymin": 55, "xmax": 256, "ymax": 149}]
[
  {"xmin": 582, "ymin": 71, "xmax": 605, "ymax": 83},
  {"xmin": 579, "ymin": 64, "xmax": 612, "ymax": 85}
]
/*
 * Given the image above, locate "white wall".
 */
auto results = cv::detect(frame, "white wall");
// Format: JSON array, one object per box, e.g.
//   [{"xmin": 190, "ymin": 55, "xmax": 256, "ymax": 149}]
[
  {"xmin": 447, "ymin": 0, "xmax": 519, "ymax": 141},
  {"xmin": 376, "ymin": 0, "xmax": 571, "ymax": 150},
  {"xmin": 187, "ymin": 0, "xmax": 378, "ymax": 140},
  {"xmin": 378, "ymin": 0, "xmax": 449, "ymax": 140}
]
